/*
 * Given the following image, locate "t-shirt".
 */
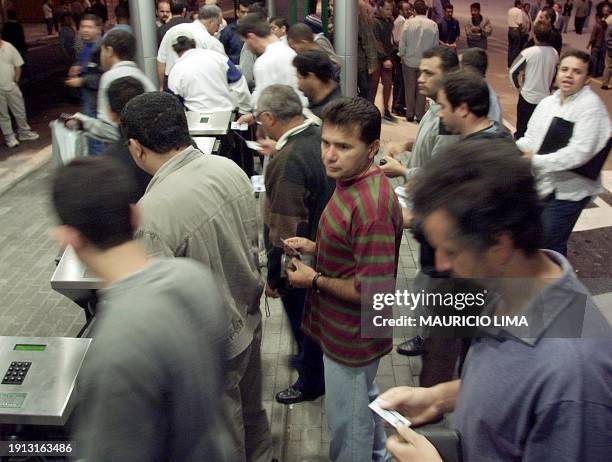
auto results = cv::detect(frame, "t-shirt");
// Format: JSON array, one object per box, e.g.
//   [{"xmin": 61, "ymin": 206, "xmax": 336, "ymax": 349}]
[
  {"xmin": 302, "ymin": 167, "xmax": 403, "ymax": 367},
  {"xmin": 453, "ymin": 251, "xmax": 612, "ymax": 462},
  {"xmin": 509, "ymin": 45, "xmax": 559, "ymax": 105},
  {"xmin": 0, "ymin": 41, "xmax": 23, "ymax": 91},
  {"xmin": 75, "ymin": 258, "xmax": 231, "ymax": 461}
]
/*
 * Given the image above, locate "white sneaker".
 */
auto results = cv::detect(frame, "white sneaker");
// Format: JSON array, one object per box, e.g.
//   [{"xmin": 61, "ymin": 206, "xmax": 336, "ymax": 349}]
[
  {"xmin": 6, "ymin": 135, "xmax": 19, "ymax": 148},
  {"xmin": 18, "ymin": 130, "xmax": 40, "ymax": 141}
]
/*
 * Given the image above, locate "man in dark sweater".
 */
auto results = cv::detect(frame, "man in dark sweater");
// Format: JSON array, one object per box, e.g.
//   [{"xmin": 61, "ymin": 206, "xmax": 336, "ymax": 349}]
[
  {"xmin": 257, "ymin": 84, "xmax": 335, "ymax": 404},
  {"xmin": 293, "ymin": 49, "xmax": 342, "ymax": 120},
  {"xmin": 372, "ymin": 0, "xmax": 396, "ymax": 121},
  {"xmin": 102, "ymin": 76, "xmax": 152, "ymax": 201},
  {"xmin": 157, "ymin": 0, "xmax": 191, "ymax": 45}
]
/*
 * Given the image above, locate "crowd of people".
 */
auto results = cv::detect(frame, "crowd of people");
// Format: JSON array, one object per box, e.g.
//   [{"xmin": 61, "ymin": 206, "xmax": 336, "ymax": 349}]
[{"xmin": 0, "ymin": 0, "xmax": 608, "ymax": 461}]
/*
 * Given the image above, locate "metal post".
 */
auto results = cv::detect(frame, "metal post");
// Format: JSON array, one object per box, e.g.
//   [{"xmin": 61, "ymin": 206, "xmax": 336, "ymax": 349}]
[
  {"xmin": 128, "ymin": 0, "xmax": 159, "ymax": 88},
  {"xmin": 290, "ymin": 0, "xmax": 297, "ymax": 24},
  {"xmin": 322, "ymin": 0, "xmax": 329, "ymax": 34},
  {"xmin": 268, "ymin": 0, "xmax": 276, "ymax": 18},
  {"xmin": 334, "ymin": 0, "xmax": 357, "ymax": 97}
]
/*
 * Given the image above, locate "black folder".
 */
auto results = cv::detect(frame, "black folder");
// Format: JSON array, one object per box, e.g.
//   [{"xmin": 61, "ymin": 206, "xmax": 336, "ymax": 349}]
[{"xmin": 537, "ymin": 117, "xmax": 611, "ymax": 180}]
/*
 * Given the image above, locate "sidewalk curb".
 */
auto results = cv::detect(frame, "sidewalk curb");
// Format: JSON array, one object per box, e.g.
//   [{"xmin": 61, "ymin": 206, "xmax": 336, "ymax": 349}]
[{"xmin": 0, "ymin": 145, "xmax": 52, "ymax": 197}]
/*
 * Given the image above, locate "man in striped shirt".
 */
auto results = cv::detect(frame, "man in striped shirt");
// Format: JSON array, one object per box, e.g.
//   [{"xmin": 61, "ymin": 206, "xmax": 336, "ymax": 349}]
[{"xmin": 286, "ymin": 97, "xmax": 403, "ymax": 462}]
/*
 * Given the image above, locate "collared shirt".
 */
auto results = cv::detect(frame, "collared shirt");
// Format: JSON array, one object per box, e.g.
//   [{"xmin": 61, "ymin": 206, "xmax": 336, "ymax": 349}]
[
  {"xmin": 406, "ymin": 101, "xmax": 459, "ymax": 182},
  {"xmin": 157, "ymin": 21, "xmax": 226, "ymax": 76},
  {"xmin": 454, "ymin": 250, "xmax": 612, "ymax": 462},
  {"xmin": 509, "ymin": 45, "xmax": 559, "ymax": 105},
  {"xmin": 302, "ymin": 167, "xmax": 403, "ymax": 367},
  {"xmin": 136, "ymin": 146, "xmax": 264, "ymax": 359},
  {"xmin": 275, "ymin": 118, "xmax": 314, "ymax": 150},
  {"xmin": 168, "ymin": 48, "xmax": 251, "ymax": 113},
  {"xmin": 399, "ymin": 15, "xmax": 439, "ymax": 68},
  {"xmin": 97, "ymin": 61, "xmax": 156, "ymax": 124},
  {"xmin": 507, "ymin": 6, "xmax": 524, "ymax": 27},
  {"xmin": 516, "ymin": 86, "xmax": 611, "ymax": 201},
  {"xmin": 251, "ymin": 39, "xmax": 307, "ymax": 107}
]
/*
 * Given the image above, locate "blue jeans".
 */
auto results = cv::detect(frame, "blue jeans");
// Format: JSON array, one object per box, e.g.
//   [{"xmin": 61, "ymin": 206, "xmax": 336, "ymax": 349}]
[
  {"xmin": 323, "ymin": 355, "xmax": 390, "ymax": 462},
  {"xmin": 542, "ymin": 194, "xmax": 591, "ymax": 256}
]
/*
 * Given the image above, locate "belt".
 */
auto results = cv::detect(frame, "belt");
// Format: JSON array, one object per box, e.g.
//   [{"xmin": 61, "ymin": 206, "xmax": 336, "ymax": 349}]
[{"xmin": 508, "ymin": 26, "xmax": 520, "ymax": 29}]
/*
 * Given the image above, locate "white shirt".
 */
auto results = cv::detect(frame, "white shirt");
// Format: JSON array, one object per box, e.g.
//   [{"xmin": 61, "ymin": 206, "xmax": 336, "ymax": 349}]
[
  {"xmin": 168, "ymin": 48, "xmax": 251, "ymax": 113},
  {"xmin": 251, "ymin": 40, "xmax": 307, "ymax": 108},
  {"xmin": 157, "ymin": 21, "xmax": 226, "ymax": 76},
  {"xmin": 98, "ymin": 61, "xmax": 156, "ymax": 123},
  {"xmin": 0, "ymin": 41, "xmax": 23, "ymax": 91},
  {"xmin": 507, "ymin": 7, "xmax": 524, "ymax": 27},
  {"xmin": 509, "ymin": 45, "xmax": 559, "ymax": 104},
  {"xmin": 392, "ymin": 14, "xmax": 406, "ymax": 46},
  {"xmin": 516, "ymin": 86, "xmax": 611, "ymax": 201},
  {"xmin": 399, "ymin": 15, "xmax": 439, "ymax": 68}
]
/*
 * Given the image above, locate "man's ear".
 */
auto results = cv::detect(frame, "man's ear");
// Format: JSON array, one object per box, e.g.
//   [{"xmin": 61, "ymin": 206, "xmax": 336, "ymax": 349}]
[
  {"xmin": 490, "ymin": 232, "xmax": 515, "ymax": 266},
  {"xmin": 50, "ymin": 225, "xmax": 87, "ymax": 251},
  {"xmin": 368, "ymin": 139, "xmax": 380, "ymax": 160},
  {"xmin": 129, "ymin": 204, "xmax": 141, "ymax": 232},
  {"xmin": 129, "ymin": 138, "xmax": 145, "ymax": 160}
]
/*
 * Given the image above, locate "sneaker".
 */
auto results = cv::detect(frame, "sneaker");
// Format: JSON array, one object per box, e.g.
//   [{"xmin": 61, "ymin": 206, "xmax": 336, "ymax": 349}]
[
  {"xmin": 602, "ymin": 85, "xmax": 610, "ymax": 90},
  {"xmin": 5, "ymin": 135, "xmax": 19, "ymax": 148},
  {"xmin": 18, "ymin": 130, "xmax": 40, "ymax": 141}
]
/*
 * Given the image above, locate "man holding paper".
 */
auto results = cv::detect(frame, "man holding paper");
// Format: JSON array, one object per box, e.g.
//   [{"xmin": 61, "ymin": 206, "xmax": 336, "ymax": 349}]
[{"xmin": 517, "ymin": 49, "xmax": 611, "ymax": 256}]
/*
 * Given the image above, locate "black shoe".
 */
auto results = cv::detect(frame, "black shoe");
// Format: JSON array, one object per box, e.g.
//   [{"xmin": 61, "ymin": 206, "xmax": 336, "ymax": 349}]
[
  {"xmin": 602, "ymin": 85, "xmax": 610, "ymax": 90},
  {"xmin": 383, "ymin": 111, "xmax": 398, "ymax": 122},
  {"xmin": 275, "ymin": 386, "xmax": 322, "ymax": 405},
  {"xmin": 396, "ymin": 336, "xmax": 426, "ymax": 356},
  {"xmin": 393, "ymin": 107, "xmax": 406, "ymax": 116},
  {"xmin": 405, "ymin": 116, "xmax": 414, "ymax": 122}
]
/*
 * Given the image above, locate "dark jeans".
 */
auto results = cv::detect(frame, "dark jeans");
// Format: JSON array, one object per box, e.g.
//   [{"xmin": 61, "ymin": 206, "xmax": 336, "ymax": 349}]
[
  {"xmin": 590, "ymin": 46, "xmax": 606, "ymax": 77},
  {"xmin": 515, "ymin": 93, "xmax": 537, "ymax": 140},
  {"xmin": 280, "ymin": 288, "xmax": 325, "ymax": 395},
  {"xmin": 575, "ymin": 16, "xmax": 586, "ymax": 34},
  {"xmin": 45, "ymin": 18, "xmax": 54, "ymax": 35},
  {"xmin": 542, "ymin": 193, "xmax": 591, "ymax": 256},
  {"xmin": 357, "ymin": 69, "xmax": 371, "ymax": 101},
  {"xmin": 508, "ymin": 27, "xmax": 522, "ymax": 67},
  {"xmin": 391, "ymin": 53, "xmax": 404, "ymax": 110}
]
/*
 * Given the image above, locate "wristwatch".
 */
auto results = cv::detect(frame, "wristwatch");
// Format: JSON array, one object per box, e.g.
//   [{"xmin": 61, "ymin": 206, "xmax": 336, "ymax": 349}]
[{"xmin": 312, "ymin": 272, "xmax": 323, "ymax": 293}]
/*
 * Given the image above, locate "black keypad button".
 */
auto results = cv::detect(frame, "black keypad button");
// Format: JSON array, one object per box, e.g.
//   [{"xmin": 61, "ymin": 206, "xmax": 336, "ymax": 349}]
[{"xmin": 3, "ymin": 361, "xmax": 31, "ymax": 385}]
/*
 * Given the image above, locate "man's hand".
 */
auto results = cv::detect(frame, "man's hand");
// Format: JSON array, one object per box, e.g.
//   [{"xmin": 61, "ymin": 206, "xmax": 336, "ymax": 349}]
[
  {"xmin": 386, "ymin": 425, "xmax": 443, "ymax": 462},
  {"xmin": 286, "ymin": 258, "xmax": 317, "ymax": 288},
  {"xmin": 68, "ymin": 65, "xmax": 80, "ymax": 77},
  {"xmin": 283, "ymin": 237, "xmax": 316, "ymax": 256},
  {"xmin": 265, "ymin": 283, "xmax": 280, "ymax": 298},
  {"xmin": 368, "ymin": 67, "xmax": 376, "ymax": 75},
  {"xmin": 255, "ymin": 138, "xmax": 277, "ymax": 156},
  {"xmin": 65, "ymin": 77, "xmax": 84, "ymax": 88},
  {"xmin": 237, "ymin": 113, "xmax": 255, "ymax": 125},
  {"xmin": 377, "ymin": 386, "xmax": 444, "ymax": 426},
  {"xmin": 383, "ymin": 59, "xmax": 393, "ymax": 69},
  {"xmin": 522, "ymin": 149, "xmax": 534, "ymax": 159},
  {"xmin": 381, "ymin": 155, "xmax": 407, "ymax": 178},
  {"xmin": 402, "ymin": 208, "xmax": 414, "ymax": 229}
]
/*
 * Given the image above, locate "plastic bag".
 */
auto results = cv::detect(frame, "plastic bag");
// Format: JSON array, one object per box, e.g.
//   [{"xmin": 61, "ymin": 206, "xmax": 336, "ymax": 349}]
[{"xmin": 50, "ymin": 119, "xmax": 88, "ymax": 167}]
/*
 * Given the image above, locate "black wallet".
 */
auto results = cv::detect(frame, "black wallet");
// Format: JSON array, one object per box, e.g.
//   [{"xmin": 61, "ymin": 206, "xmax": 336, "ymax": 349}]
[{"xmin": 416, "ymin": 427, "xmax": 463, "ymax": 462}]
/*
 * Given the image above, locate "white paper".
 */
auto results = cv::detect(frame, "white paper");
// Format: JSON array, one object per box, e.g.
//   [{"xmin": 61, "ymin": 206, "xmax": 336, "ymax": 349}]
[
  {"xmin": 251, "ymin": 175, "xmax": 266, "ymax": 192},
  {"xmin": 231, "ymin": 121, "xmax": 249, "ymax": 131},
  {"xmin": 246, "ymin": 140, "xmax": 263, "ymax": 151},
  {"xmin": 368, "ymin": 400, "xmax": 411, "ymax": 428}
]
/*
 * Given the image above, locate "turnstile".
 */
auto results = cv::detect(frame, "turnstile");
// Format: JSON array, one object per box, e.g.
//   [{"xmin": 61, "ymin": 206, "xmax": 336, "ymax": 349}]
[
  {"xmin": 0, "ymin": 337, "xmax": 91, "ymax": 427},
  {"xmin": 186, "ymin": 110, "xmax": 232, "ymax": 136},
  {"xmin": 50, "ymin": 246, "xmax": 101, "ymax": 337}
]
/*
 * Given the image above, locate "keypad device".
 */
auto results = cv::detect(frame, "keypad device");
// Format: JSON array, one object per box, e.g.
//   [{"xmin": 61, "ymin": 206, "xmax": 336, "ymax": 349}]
[{"xmin": 2, "ymin": 362, "xmax": 32, "ymax": 385}]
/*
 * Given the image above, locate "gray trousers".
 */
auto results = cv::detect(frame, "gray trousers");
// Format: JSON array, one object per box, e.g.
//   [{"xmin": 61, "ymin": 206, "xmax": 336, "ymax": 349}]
[
  {"xmin": 0, "ymin": 84, "xmax": 31, "ymax": 137},
  {"xmin": 402, "ymin": 64, "xmax": 426, "ymax": 121},
  {"xmin": 221, "ymin": 323, "xmax": 273, "ymax": 462}
]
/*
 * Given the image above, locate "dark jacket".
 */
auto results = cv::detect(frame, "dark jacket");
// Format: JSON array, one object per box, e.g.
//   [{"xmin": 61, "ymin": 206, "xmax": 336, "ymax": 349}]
[
  {"xmin": 263, "ymin": 124, "xmax": 335, "ymax": 290},
  {"xmin": 103, "ymin": 136, "xmax": 152, "ymax": 201},
  {"xmin": 220, "ymin": 20, "xmax": 244, "ymax": 65},
  {"xmin": 372, "ymin": 13, "xmax": 394, "ymax": 60}
]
